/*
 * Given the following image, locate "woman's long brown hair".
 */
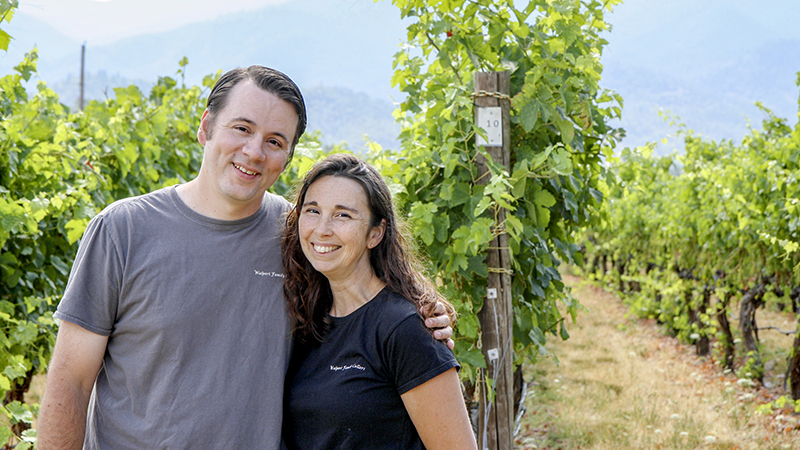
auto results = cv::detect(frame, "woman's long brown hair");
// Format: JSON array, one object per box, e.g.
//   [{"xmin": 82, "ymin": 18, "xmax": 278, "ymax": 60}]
[{"xmin": 282, "ymin": 153, "xmax": 455, "ymax": 343}]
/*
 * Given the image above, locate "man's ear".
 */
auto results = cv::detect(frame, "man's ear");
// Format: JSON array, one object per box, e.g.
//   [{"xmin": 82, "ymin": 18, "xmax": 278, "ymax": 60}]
[{"xmin": 197, "ymin": 109, "xmax": 211, "ymax": 145}]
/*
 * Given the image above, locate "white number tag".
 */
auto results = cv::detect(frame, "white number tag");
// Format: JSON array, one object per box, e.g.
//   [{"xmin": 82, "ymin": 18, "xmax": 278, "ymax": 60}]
[{"xmin": 475, "ymin": 106, "xmax": 502, "ymax": 147}]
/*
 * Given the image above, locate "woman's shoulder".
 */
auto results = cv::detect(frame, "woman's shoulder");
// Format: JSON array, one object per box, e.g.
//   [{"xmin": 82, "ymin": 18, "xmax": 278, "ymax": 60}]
[
  {"xmin": 351, "ymin": 288, "xmax": 418, "ymax": 332},
  {"xmin": 372, "ymin": 288, "xmax": 418, "ymax": 319},
  {"xmin": 361, "ymin": 289, "xmax": 433, "ymax": 342}
]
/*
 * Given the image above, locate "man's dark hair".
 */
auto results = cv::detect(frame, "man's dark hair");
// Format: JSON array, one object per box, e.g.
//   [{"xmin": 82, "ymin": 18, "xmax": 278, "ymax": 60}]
[{"xmin": 205, "ymin": 65, "xmax": 307, "ymax": 163}]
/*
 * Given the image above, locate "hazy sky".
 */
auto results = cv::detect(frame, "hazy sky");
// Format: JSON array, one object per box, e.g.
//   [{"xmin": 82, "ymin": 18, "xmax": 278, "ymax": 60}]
[
  {"xmin": 20, "ymin": 0, "xmax": 800, "ymax": 47},
  {"xmin": 16, "ymin": 0, "xmax": 293, "ymax": 44}
]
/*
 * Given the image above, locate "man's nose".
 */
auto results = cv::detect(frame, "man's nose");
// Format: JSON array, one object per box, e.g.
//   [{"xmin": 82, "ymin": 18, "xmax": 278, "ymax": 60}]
[{"xmin": 242, "ymin": 137, "xmax": 266, "ymax": 161}]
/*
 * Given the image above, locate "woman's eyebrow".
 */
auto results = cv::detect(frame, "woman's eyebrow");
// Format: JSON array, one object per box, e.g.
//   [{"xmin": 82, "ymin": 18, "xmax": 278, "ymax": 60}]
[{"xmin": 301, "ymin": 200, "xmax": 360, "ymax": 214}]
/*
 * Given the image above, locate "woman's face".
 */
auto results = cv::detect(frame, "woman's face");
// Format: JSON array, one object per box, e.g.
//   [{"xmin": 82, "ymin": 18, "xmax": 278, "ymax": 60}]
[{"xmin": 298, "ymin": 175, "xmax": 385, "ymax": 283}]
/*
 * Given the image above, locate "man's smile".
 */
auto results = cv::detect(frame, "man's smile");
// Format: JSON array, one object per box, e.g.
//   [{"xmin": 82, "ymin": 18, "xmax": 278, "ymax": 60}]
[{"xmin": 233, "ymin": 163, "xmax": 259, "ymax": 176}]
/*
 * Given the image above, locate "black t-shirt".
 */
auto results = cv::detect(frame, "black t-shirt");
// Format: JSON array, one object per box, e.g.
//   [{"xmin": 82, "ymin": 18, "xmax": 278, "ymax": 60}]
[{"xmin": 283, "ymin": 288, "xmax": 459, "ymax": 450}]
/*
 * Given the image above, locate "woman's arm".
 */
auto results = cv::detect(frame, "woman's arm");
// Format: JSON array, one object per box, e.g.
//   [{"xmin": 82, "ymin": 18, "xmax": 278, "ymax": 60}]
[{"xmin": 401, "ymin": 368, "xmax": 478, "ymax": 450}]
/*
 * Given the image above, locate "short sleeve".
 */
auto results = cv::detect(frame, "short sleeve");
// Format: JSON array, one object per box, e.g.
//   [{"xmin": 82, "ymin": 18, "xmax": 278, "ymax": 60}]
[
  {"xmin": 385, "ymin": 314, "xmax": 459, "ymax": 395},
  {"xmin": 55, "ymin": 212, "xmax": 123, "ymax": 336}
]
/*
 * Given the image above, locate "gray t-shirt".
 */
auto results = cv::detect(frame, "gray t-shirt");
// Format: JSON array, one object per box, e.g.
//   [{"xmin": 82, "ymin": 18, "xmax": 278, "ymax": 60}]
[{"xmin": 55, "ymin": 186, "xmax": 292, "ymax": 449}]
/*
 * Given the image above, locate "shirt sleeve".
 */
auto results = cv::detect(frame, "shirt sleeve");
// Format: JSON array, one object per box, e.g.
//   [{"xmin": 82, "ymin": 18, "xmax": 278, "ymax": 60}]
[
  {"xmin": 385, "ymin": 313, "xmax": 460, "ymax": 395},
  {"xmin": 54, "ymin": 212, "xmax": 123, "ymax": 336}
]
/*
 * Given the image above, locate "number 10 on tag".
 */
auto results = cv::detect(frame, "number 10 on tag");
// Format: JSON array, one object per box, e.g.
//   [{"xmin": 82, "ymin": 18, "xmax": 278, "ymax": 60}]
[{"xmin": 475, "ymin": 106, "xmax": 503, "ymax": 147}]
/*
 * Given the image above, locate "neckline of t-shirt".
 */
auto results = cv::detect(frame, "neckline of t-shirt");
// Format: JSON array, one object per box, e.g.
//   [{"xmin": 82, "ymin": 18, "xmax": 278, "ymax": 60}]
[
  {"xmin": 328, "ymin": 286, "xmax": 391, "ymax": 325},
  {"xmin": 168, "ymin": 185, "xmax": 268, "ymax": 229}
]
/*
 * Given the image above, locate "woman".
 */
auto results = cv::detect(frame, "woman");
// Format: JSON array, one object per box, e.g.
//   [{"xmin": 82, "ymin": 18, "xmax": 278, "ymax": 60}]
[{"xmin": 282, "ymin": 154, "xmax": 477, "ymax": 449}]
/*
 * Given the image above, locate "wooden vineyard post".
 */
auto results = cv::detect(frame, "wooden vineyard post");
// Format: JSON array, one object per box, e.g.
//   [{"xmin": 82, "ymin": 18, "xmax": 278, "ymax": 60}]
[
  {"xmin": 474, "ymin": 71, "xmax": 513, "ymax": 450},
  {"xmin": 789, "ymin": 320, "xmax": 800, "ymax": 400}
]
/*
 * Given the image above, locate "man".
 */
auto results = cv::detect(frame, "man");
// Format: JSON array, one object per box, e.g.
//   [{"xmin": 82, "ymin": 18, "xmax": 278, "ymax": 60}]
[{"xmin": 37, "ymin": 66, "xmax": 452, "ymax": 449}]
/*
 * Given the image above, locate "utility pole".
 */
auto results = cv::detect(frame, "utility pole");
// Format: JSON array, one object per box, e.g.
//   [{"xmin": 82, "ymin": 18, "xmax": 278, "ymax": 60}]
[
  {"xmin": 79, "ymin": 43, "xmax": 85, "ymax": 110},
  {"xmin": 474, "ymin": 71, "xmax": 513, "ymax": 450}
]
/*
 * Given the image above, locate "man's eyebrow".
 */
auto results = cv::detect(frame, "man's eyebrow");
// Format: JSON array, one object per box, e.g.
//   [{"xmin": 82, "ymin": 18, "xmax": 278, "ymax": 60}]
[
  {"xmin": 229, "ymin": 117, "xmax": 291, "ymax": 142},
  {"xmin": 230, "ymin": 117, "xmax": 256, "ymax": 126}
]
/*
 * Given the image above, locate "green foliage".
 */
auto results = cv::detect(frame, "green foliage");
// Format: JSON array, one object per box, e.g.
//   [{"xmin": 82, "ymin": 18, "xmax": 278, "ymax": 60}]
[
  {"xmin": 737, "ymin": 352, "xmax": 764, "ymax": 383},
  {"xmin": 388, "ymin": 0, "xmax": 622, "ymax": 378},
  {"xmin": 0, "ymin": 43, "xmax": 218, "ymax": 445},
  {"xmin": 757, "ymin": 395, "xmax": 800, "ymax": 415},
  {"xmin": 0, "ymin": 0, "xmax": 18, "ymax": 52},
  {"xmin": 581, "ymin": 81, "xmax": 800, "ymax": 399},
  {"xmin": 0, "ymin": 51, "xmax": 81, "ymax": 445}
]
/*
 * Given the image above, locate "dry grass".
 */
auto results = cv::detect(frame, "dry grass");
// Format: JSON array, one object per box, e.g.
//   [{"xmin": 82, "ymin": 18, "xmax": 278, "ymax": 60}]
[{"xmin": 516, "ymin": 275, "xmax": 800, "ymax": 450}]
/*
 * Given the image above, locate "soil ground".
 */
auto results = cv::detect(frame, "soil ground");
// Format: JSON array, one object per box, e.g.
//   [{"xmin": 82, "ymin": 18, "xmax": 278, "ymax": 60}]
[{"xmin": 514, "ymin": 274, "xmax": 800, "ymax": 450}]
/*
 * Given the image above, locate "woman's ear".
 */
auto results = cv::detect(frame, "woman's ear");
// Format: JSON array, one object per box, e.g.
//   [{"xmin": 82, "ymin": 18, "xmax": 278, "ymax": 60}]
[{"xmin": 368, "ymin": 219, "xmax": 387, "ymax": 249}]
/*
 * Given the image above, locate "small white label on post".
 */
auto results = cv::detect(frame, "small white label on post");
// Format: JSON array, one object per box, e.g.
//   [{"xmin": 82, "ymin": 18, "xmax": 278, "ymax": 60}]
[
  {"xmin": 487, "ymin": 288, "xmax": 497, "ymax": 299},
  {"xmin": 476, "ymin": 106, "xmax": 502, "ymax": 147},
  {"xmin": 487, "ymin": 348, "xmax": 499, "ymax": 361}
]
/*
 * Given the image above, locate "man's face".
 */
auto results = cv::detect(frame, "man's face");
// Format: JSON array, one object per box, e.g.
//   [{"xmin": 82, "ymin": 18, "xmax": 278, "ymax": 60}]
[{"xmin": 196, "ymin": 80, "xmax": 298, "ymax": 218}]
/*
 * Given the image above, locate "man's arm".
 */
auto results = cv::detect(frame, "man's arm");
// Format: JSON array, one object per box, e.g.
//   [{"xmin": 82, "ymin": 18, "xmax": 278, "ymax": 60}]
[
  {"xmin": 38, "ymin": 321, "xmax": 108, "ymax": 450},
  {"xmin": 422, "ymin": 302, "xmax": 455, "ymax": 349}
]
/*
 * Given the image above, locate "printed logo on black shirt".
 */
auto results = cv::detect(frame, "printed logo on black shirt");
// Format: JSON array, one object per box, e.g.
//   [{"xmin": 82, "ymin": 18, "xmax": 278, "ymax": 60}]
[{"xmin": 330, "ymin": 364, "xmax": 366, "ymax": 372}]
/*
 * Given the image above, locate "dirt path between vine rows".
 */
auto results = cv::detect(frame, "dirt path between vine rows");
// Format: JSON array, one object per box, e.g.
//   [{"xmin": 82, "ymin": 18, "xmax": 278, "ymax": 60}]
[{"xmin": 514, "ymin": 274, "xmax": 800, "ymax": 450}]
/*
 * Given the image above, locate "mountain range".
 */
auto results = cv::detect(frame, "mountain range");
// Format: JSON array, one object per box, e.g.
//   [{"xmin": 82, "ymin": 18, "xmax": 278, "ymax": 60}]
[
  {"xmin": 602, "ymin": 0, "xmax": 800, "ymax": 152},
  {"xmin": 2, "ymin": 0, "xmax": 799, "ymax": 154},
  {"xmin": 1, "ymin": 0, "xmax": 406, "ymax": 151}
]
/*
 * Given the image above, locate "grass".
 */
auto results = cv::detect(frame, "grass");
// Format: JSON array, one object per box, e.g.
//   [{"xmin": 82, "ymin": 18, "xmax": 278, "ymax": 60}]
[{"xmin": 515, "ymin": 274, "xmax": 800, "ymax": 450}]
